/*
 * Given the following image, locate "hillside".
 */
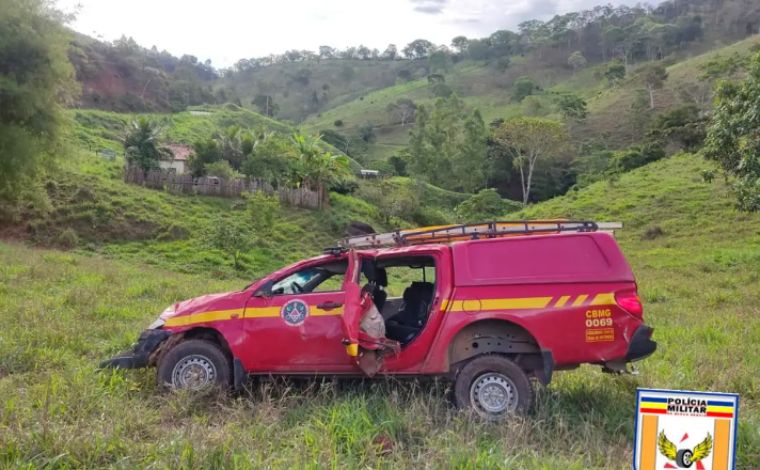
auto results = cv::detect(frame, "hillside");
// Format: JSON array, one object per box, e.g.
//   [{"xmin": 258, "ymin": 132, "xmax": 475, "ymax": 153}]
[
  {"xmin": 1, "ymin": 151, "xmax": 758, "ymax": 468},
  {"xmin": 303, "ymin": 36, "xmax": 760, "ymax": 166}
]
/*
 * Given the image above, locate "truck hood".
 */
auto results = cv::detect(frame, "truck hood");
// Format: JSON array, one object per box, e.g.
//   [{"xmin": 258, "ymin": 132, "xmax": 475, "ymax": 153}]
[{"xmin": 160, "ymin": 291, "xmax": 239, "ymax": 320}]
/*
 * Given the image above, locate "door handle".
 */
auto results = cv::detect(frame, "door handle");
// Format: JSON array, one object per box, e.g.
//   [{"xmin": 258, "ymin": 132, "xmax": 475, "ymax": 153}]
[{"xmin": 317, "ymin": 301, "xmax": 343, "ymax": 310}]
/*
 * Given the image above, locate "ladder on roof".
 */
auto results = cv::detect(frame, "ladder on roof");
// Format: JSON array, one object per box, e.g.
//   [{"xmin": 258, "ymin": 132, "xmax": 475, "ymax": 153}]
[{"xmin": 339, "ymin": 220, "xmax": 623, "ymax": 249}]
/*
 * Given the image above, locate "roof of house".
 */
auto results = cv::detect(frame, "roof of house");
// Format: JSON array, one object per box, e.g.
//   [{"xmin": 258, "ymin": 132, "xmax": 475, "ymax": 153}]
[{"xmin": 166, "ymin": 144, "xmax": 192, "ymax": 161}]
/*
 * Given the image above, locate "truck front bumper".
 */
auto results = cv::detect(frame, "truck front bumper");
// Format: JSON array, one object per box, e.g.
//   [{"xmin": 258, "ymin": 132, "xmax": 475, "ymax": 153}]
[
  {"xmin": 100, "ymin": 329, "xmax": 171, "ymax": 369},
  {"xmin": 625, "ymin": 325, "xmax": 657, "ymax": 362}
]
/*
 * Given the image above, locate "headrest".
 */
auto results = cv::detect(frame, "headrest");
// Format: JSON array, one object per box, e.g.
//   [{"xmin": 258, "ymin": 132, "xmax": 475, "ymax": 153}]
[{"xmin": 375, "ymin": 268, "xmax": 388, "ymax": 286}]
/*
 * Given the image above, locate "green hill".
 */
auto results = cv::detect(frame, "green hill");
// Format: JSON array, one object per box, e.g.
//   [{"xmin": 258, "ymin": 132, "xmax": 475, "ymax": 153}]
[{"xmin": 303, "ymin": 36, "xmax": 760, "ymax": 165}]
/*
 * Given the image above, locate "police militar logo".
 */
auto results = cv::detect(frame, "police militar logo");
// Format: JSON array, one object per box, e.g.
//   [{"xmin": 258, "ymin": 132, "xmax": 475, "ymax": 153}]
[
  {"xmin": 633, "ymin": 388, "xmax": 739, "ymax": 470},
  {"xmin": 281, "ymin": 299, "xmax": 309, "ymax": 326}
]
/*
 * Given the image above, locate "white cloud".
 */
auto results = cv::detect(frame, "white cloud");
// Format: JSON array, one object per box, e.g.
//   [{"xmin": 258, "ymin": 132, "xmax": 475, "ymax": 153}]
[{"xmin": 56, "ymin": 0, "xmax": 644, "ymax": 67}]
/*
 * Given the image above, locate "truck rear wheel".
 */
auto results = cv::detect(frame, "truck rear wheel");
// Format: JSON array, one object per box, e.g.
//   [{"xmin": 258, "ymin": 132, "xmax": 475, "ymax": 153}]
[
  {"xmin": 454, "ymin": 355, "xmax": 533, "ymax": 420},
  {"xmin": 157, "ymin": 339, "xmax": 231, "ymax": 391}
]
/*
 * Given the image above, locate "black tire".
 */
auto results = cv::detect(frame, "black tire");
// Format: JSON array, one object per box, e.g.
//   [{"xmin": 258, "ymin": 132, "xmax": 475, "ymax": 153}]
[
  {"xmin": 454, "ymin": 355, "xmax": 533, "ymax": 420},
  {"xmin": 676, "ymin": 449, "xmax": 694, "ymax": 468},
  {"xmin": 157, "ymin": 339, "xmax": 231, "ymax": 391}
]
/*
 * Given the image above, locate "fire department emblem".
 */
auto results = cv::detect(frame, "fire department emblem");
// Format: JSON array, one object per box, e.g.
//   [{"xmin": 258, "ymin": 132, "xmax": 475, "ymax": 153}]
[{"xmin": 281, "ymin": 299, "xmax": 309, "ymax": 326}]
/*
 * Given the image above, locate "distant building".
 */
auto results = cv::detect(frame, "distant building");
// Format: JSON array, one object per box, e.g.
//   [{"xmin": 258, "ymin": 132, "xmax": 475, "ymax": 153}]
[
  {"xmin": 360, "ymin": 169, "xmax": 380, "ymax": 178},
  {"xmin": 160, "ymin": 144, "xmax": 192, "ymax": 174}
]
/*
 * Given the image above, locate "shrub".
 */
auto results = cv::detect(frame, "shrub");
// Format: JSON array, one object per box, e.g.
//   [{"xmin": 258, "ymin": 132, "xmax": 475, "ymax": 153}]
[
  {"xmin": 204, "ymin": 160, "xmax": 240, "ymax": 179},
  {"xmin": 455, "ymin": 189, "xmax": 520, "ymax": 222},
  {"xmin": 56, "ymin": 228, "xmax": 79, "ymax": 249}
]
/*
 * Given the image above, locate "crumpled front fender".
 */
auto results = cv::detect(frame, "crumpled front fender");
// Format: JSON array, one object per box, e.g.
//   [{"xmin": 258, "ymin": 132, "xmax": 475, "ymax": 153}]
[{"xmin": 100, "ymin": 329, "xmax": 172, "ymax": 369}]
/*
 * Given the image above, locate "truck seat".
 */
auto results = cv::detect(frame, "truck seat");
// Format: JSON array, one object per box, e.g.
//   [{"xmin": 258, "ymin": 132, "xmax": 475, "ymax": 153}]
[{"xmin": 386, "ymin": 281, "xmax": 434, "ymax": 344}]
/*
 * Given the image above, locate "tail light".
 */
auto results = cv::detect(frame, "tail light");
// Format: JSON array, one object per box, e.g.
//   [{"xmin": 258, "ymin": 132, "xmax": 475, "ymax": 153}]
[{"xmin": 616, "ymin": 290, "xmax": 643, "ymax": 319}]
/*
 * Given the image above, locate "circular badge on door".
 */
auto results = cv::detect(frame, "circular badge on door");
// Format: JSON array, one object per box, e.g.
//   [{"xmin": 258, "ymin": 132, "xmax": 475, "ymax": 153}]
[{"xmin": 281, "ymin": 299, "xmax": 309, "ymax": 326}]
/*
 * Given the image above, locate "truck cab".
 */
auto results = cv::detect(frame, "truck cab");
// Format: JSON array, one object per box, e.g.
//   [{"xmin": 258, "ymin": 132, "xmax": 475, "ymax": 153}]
[{"xmin": 104, "ymin": 221, "xmax": 656, "ymax": 420}]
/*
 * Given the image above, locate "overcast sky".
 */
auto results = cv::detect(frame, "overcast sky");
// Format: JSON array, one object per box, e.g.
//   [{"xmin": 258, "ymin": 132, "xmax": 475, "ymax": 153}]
[{"xmin": 57, "ymin": 0, "xmax": 645, "ymax": 68}]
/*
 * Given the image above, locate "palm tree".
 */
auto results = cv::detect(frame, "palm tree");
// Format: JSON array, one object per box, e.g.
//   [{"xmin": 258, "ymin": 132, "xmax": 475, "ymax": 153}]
[
  {"xmin": 289, "ymin": 133, "xmax": 349, "ymax": 193},
  {"xmin": 122, "ymin": 118, "xmax": 172, "ymax": 174}
]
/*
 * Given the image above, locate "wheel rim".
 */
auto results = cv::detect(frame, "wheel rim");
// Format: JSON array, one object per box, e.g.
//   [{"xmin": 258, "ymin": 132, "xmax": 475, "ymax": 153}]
[
  {"xmin": 171, "ymin": 355, "xmax": 216, "ymax": 390},
  {"xmin": 469, "ymin": 372, "xmax": 518, "ymax": 417}
]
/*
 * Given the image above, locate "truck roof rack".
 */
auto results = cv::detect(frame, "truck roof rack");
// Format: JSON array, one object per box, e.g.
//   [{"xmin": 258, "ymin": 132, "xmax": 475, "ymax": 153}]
[{"xmin": 339, "ymin": 220, "xmax": 622, "ymax": 249}]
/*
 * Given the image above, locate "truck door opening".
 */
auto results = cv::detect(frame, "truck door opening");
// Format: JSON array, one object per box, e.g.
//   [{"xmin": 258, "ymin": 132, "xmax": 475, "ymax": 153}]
[{"xmin": 361, "ymin": 255, "xmax": 437, "ymax": 346}]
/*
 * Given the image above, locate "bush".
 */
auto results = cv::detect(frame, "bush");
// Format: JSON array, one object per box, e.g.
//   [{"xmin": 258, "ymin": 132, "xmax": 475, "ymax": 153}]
[
  {"xmin": 512, "ymin": 76, "xmax": 538, "ymax": 102},
  {"xmin": 56, "ymin": 228, "xmax": 79, "ymax": 249},
  {"xmin": 204, "ymin": 160, "xmax": 240, "ymax": 179},
  {"xmin": 329, "ymin": 178, "xmax": 359, "ymax": 195},
  {"xmin": 455, "ymin": 189, "xmax": 520, "ymax": 222},
  {"xmin": 735, "ymin": 177, "xmax": 760, "ymax": 212},
  {"xmin": 333, "ymin": 119, "xmax": 344, "ymax": 127},
  {"xmin": 246, "ymin": 192, "xmax": 280, "ymax": 236}
]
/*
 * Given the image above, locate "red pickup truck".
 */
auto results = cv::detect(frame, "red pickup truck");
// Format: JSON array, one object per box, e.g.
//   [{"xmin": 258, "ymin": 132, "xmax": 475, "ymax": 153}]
[{"xmin": 104, "ymin": 221, "xmax": 656, "ymax": 419}]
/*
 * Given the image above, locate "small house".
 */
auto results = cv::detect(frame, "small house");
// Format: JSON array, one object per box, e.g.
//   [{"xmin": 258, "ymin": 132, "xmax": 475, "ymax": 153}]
[
  {"xmin": 160, "ymin": 144, "xmax": 192, "ymax": 174},
  {"xmin": 360, "ymin": 169, "xmax": 380, "ymax": 179}
]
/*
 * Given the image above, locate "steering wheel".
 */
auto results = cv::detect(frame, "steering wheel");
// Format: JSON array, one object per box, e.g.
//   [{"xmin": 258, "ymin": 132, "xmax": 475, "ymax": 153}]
[{"xmin": 291, "ymin": 281, "xmax": 303, "ymax": 293}]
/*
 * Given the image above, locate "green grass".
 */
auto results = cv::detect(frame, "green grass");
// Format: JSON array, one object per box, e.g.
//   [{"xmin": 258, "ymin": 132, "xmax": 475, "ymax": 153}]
[{"xmin": 2, "ymin": 149, "xmax": 759, "ymax": 467}]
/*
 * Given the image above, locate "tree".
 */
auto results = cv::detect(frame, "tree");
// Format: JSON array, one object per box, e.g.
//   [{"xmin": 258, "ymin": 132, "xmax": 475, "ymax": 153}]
[
  {"xmin": 466, "ymin": 39, "xmax": 491, "ymax": 60},
  {"xmin": 556, "ymin": 93, "xmax": 588, "ymax": 120},
  {"xmin": 358, "ymin": 122, "xmax": 375, "ymax": 143},
  {"xmin": 122, "ymin": 119, "xmax": 172, "ymax": 173},
  {"xmin": 203, "ymin": 217, "xmax": 252, "ymax": 270},
  {"xmin": 289, "ymin": 133, "xmax": 350, "ymax": 193},
  {"xmin": 246, "ymin": 191, "xmax": 280, "ymax": 237},
  {"xmin": 455, "ymin": 189, "xmax": 520, "ymax": 222},
  {"xmin": 204, "ymin": 160, "xmax": 239, "ymax": 179},
  {"xmin": 512, "ymin": 76, "xmax": 538, "ymax": 102},
  {"xmin": 382, "ymin": 44, "xmax": 398, "ymax": 60},
  {"xmin": 704, "ymin": 52, "xmax": 760, "ymax": 211},
  {"xmin": 252, "ymin": 94, "xmax": 278, "ymax": 116},
  {"xmin": 605, "ymin": 59, "xmax": 626, "ymax": 85},
  {"xmin": 357, "ymin": 45, "xmax": 371, "ymax": 60},
  {"xmin": 318, "ymin": 45, "xmax": 335, "ymax": 59},
  {"xmin": 189, "ymin": 138, "xmax": 221, "ymax": 176},
  {"xmin": 402, "ymin": 39, "xmax": 434, "ymax": 60},
  {"xmin": 638, "ymin": 63, "xmax": 668, "ymax": 109},
  {"xmin": 0, "ymin": 0, "xmax": 76, "ymax": 201},
  {"xmin": 428, "ymin": 50, "xmax": 450, "ymax": 73},
  {"xmin": 494, "ymin": 118, "xmax": 570, "ymax": 205},
  {"xmin": 408, "ymin": 95, "xmax": 488, "ymax": 192},
  {"xmin": 386, "ymin": 98, "xmax": 417, "ymax": 126},
  {"xmin": 567, "ymin": 51, "xmax": 588, "ymax": 73},
  {"xmin": 451, "ymin": 36, "xmax": 469, "ymax": 54}
]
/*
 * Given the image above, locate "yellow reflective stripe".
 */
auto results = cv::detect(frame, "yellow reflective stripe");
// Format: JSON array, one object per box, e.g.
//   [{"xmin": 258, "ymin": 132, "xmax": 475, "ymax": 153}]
[
  {"xmin": 164, "ymin": 304, "xmax": 345, "ymax": 327},
  {"xmin": 572, "ymin": 294, "xmax": 589, "ymax": 307},
  {"xmin": 449, "ymin": 296, "xmax": 552, "ymax": 312},
  {"xmin": 244, "ymin": 307, "xmax": 281, "ymax": 318},
  {"xmin": 589, "ymin": 292, "xmax": 615, "ymax": 306},
  {"xmin": 554, "ymin": 295, "xmax": 571, "ymax": 307},
  {"xmin": 447, "ymin": 293, "xmax": 616, "ymax": 313},
  {"xmin": 440, "ymin": 298, "xmax": 449, "ymax": 312},
  {"xmin": 164, "ymin": 309, "xmax": 243, "ymax": 327}
]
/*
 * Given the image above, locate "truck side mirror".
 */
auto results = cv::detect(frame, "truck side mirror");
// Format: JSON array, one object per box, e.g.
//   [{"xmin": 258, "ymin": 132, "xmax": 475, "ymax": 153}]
[{"xmin": 253, "ymin": 280, "xmax": 274, "ymax": 298}]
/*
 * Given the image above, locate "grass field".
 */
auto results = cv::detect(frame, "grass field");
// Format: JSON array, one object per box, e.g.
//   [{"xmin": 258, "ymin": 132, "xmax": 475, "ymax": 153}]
[{"xmin": 2, "ymin": 151, "xmax": 759, "ymax": 468}]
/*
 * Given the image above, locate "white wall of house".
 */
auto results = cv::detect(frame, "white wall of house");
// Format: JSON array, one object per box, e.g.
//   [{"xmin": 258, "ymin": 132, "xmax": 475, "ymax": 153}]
[{"xmin": 159, "ymin": 160, "xmax": 187, "ymax": 174}]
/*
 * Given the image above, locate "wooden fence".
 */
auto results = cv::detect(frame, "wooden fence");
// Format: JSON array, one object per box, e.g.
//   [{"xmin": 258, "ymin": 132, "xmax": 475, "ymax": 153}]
[{"xmin": 123, "ymin": 166, "xmax": 323, "ymax": 209}]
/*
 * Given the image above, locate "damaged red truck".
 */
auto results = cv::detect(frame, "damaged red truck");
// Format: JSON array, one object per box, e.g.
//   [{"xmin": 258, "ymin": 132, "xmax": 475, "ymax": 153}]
[{"xmin": 103, "ymin": 221, "xmax": 656, "ymax": 419}]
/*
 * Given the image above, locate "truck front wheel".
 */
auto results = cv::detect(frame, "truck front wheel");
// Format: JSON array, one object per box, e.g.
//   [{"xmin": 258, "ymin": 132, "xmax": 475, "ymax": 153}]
[
  {"xmin": 157, "ymin": 339, "xmax": 231, "ymax": 391},
  {"xmin": 454, "ymin": 355, "xmax": 533, "ymax": 420}
]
